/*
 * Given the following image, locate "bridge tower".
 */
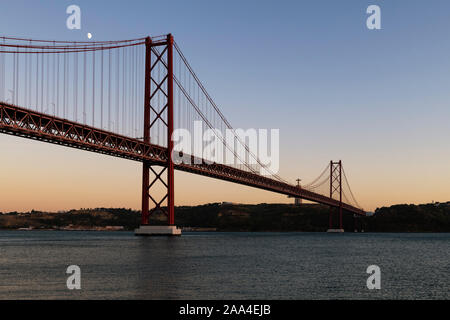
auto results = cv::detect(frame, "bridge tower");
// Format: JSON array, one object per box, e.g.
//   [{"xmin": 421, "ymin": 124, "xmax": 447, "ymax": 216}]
[
  {"xmin": 327, "ymin": 160, "xmax": 344, "ymax": 232},
  {"xmin": 136, "ymin": 34, "xmax": 180, "ymax": 236}
]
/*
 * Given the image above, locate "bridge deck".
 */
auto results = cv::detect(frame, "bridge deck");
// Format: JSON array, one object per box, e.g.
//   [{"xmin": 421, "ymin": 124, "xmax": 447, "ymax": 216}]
[{"xmin": 0, "ymin": 102, "xmax": 366, "ymax": 216}]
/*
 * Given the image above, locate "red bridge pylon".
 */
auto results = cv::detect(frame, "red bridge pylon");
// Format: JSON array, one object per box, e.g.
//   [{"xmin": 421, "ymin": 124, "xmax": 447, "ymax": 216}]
[
  {"xmin": 328, "ymin": 160, "xmax": 343, "ymax": 232},
  {"xmin": 137, "ymin": 34, "xmax": 179, "ymax": 236}
]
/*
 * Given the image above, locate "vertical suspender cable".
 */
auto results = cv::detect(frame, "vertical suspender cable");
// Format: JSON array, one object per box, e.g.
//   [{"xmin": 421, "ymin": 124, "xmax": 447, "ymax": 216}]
[
  {"xmin": 122, "ymin": 46, "xmax": 126, "ymax": 134},
  {"xmin": 92, "ymin": 50, "xmax": 96, "ymax": 126},
  {"xmin": 29, "ymin": 41, "xmax": 32, "ymax": 108},
  {"xmin": 41, "ymin": 49, "xmax": 44, "ymax": 112},
  {"xmin": 134, "ymin": 45, "xmax": 137, "ymax": 137},
  {"xmin": 108, "ymin": 47, "xmax": 111, "ymax": 131},
  {"xmin": 24, "ymin": 48, "xmax": 27, "ymax": 107},
  {"xmin": 16, "ymin": 51, "xmax": 19, "ymax": 104},
  {"xmin": 100, "ymin": 45, "xmax": 104, "ymax": 129},
  {"xmin": 131, "ymin": 46, "xmax": 135, "ymax": 136},
  {"xmin": 130, "ymin": 46, "xmax": 134, "ymax": 136},
  {"xmin": 116, "ymin": 48, "xmax": 119, "ymax": 133},
  {"xmin": 0, "ymin": 38, "xmax": 3, "ymax": 102},
  {"xmin": 63, "ymin": 48, "xmax": 66, "ymax": 117},
  {"xmin": 52, "ymin": 42, "xmax": 56, "ymax": 114},
  {"xmin": 46, "ymin": 50, "xmax": 49, "ymax": 112},
  {"xmin": 83, "ymin": 47, "xmax": 86, "ymax": 124},
  {"xmin": 74, "ymin": 43, "xmax": 78, "ymax": 121},
  {"xmin": 12, "ymin": 52, "xmax": 16, "ymax": 104},
  {"xmin": 56, "ymin": 51, "xmax": 60, "ymax": 117},
  {"xmin": 35, "ymin": 52, "xmax": 39, "ymax": 109}
]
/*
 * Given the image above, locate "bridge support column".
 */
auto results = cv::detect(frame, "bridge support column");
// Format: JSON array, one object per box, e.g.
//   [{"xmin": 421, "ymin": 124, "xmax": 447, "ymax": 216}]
[
  {"xmin": 327, "ymin": 207, "xmax": 344, "ymax": 233},
  {"xmin": 136, "ymin": 34, "xmax": 180, "ymax": 236},
  {"xmin": 167, "ymin": 33, "xmax": 175, "ymax": 227},
  {"xmin": 353, "ymin": 214, "xmax": 364, "ymax": 232},
  {"xmin": 140, "ymin": 36, "xmax": 152, "ymax": 227}
]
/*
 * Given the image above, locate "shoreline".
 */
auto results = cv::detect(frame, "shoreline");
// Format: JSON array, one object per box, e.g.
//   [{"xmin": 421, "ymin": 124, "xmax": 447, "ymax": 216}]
[
  {"xmin": 1, "ymin": 228, "xmax": 449, "ymax": 234},
  {"xmin": 1, "ymin": 202, "xmax": 449, "ymax": 233}
]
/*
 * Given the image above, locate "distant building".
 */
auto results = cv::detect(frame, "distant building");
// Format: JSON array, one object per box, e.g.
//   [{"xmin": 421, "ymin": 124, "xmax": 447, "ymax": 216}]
[{"xmin": 221, "ymin": 202, "xmax": 235, "ymax": 206}]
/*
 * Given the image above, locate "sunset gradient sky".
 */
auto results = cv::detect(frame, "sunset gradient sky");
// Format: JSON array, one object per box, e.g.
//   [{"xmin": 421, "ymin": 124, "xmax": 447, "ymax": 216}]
[{"xmin": 1, "ymin": 0, "xmax": 450, "ymax": 212}]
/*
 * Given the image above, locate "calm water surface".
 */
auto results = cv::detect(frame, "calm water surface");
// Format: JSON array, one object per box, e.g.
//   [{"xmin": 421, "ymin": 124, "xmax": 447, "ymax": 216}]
[{"xmin": 0, "ymin": 231, "xmax": 448, "ymax": 299}]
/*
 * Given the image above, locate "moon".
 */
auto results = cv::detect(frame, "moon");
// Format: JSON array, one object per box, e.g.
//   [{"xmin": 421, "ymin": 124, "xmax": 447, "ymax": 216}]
[{"xmin": 87, "ymin": 33, "xmax": 92, "ymax": 39}]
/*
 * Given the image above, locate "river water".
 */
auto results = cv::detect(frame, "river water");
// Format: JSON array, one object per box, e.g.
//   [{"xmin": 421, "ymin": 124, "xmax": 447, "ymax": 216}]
[{"xmin": 0, "ymin": 231, "xmax": 448, "ymax": 299}]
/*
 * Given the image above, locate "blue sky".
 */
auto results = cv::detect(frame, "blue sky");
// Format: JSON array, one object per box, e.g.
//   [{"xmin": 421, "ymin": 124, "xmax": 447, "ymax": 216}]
[{"xmin": 1, "ymin": 0, "xmax": 450, "ymax": 211}]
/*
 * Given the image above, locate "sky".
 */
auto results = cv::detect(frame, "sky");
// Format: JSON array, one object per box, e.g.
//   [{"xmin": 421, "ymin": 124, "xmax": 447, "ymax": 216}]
[{"xmin": 1, "ymin": 0, "xmax": 450, "ymax": 212}]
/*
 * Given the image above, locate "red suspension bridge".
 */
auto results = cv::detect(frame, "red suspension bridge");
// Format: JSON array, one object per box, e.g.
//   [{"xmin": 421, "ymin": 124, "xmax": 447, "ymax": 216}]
[{"xmin": 0, "ymin": 34, "xmax": 365, "ymax": 234}]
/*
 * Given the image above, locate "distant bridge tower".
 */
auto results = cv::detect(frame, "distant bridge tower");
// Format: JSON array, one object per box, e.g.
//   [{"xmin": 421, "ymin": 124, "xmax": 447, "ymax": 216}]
[{"xmin": 327, "ymin": 160, "xmax": 344, "ymax": 233}]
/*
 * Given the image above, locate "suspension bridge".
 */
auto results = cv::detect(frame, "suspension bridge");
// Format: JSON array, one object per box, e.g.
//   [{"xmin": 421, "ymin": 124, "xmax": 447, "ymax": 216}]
[{"xmin": 0, "ymin": 34, "xmax": 365, "ymax": 235}]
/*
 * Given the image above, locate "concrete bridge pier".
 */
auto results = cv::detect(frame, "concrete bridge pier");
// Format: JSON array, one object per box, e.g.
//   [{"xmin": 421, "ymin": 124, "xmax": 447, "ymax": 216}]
[{"xmin": 135, "ymin": 225, "xmax": 181, "ymax": 236}]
